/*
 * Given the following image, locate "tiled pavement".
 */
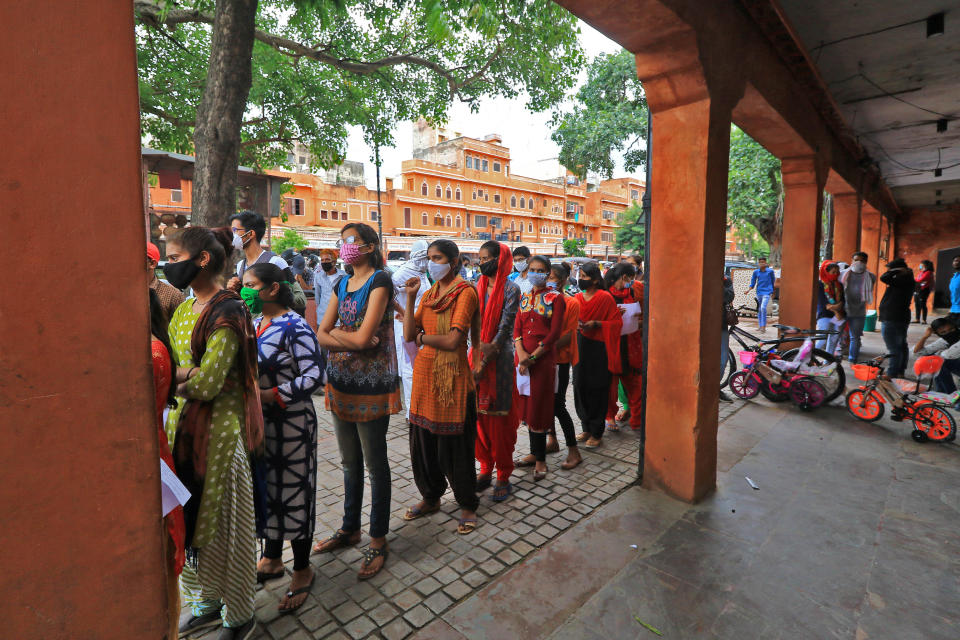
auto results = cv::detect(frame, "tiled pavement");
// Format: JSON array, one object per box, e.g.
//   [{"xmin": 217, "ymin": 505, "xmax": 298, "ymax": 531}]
[{"xmin": 186, "ymin": 379, "xmax": 732, "ymax": 640}]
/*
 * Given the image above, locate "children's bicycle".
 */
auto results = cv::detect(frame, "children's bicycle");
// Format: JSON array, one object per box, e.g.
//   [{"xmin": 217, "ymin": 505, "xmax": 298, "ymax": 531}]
[
  {"xmin": 729, "ymin": 342, "xmax": 827, "ymax": 411},
  {"xmin": 845, "ymin": 354, "xmax": 957, "ymax": 443}
]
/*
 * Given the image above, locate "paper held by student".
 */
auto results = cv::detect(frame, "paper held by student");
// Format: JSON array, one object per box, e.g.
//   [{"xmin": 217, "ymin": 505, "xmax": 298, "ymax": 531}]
[
  {"xmin": 619, "ymin": 302, "xmax": 641, "ymax": 335},
  {"xmin": 160, "ymin": 459, "xmax": 191, "ymax": 517}
]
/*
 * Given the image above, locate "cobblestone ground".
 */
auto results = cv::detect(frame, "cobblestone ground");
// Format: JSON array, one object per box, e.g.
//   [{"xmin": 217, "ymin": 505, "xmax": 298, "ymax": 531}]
[{"xmin": 185, "ymin": 381, "xmax": 744, "ymax": 640}]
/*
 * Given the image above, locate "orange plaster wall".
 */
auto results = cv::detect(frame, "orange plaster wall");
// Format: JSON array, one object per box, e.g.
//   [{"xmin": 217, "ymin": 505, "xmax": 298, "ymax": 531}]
[
  {"xmin": 0, "ymin": 2, "xmax": 167, "ymax": 638},
  {"xmin": 895, "ymin": 204, "xmax": 960, "ymax": 309}
]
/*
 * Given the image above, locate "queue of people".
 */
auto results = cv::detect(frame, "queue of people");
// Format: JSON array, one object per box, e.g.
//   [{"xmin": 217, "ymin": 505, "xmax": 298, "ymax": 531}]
[{"xmin": 147, "ymin": 213, "xmax": 648, "ymax": 639}]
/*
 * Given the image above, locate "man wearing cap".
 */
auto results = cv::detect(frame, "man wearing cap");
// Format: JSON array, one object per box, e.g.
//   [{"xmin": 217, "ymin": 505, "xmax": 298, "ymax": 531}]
[{"xmin": 147, "ymin": 242, "xmax": 185, "ymax": 322}]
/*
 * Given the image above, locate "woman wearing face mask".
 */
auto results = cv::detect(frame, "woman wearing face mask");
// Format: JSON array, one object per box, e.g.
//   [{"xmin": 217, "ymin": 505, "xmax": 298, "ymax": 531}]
[
  {"xmin": 471, "ymin": 240, "xmax": 521, "ymax": 500},
  {"xmin": 313, "ymin": 223, "xmax": 400, "ymax": 580},
  {"xmin": 573, "ymin": 262, "xmax": 622, "ymax": 449},
  {"xmin": 602, "ymin": 263, "xmax": 644, "ymax": 433},
  {"xmin": 403, "ymin": 239, "xmax": 481, "ymax": 534},
  {"xmin": 513, "ymin": 256, "xmax": 566, "ymax": 480},
  {"xmin": 914, "ymin": 260, "xmax": 935, "ymax": 324},
  {"xmin": 163, "ymin": 227, "xmax": 263, "ymax": 640},
  {"xmin": 391, "ymin": 239, "xmax": 432, "ymax": 417},
  {"xmin": 240, "ymin": 264, "xmax": 323, "ymax": 612}
]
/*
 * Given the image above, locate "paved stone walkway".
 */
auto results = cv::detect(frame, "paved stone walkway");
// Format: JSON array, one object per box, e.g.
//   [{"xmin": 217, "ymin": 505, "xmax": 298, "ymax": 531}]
[{"xmin": 187, "ymin": 380, "xmax": 702, "ymax": 640}]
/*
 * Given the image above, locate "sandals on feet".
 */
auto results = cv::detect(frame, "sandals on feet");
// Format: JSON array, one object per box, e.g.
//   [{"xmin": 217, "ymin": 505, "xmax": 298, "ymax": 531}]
[
  {"xmin": 357, "ymin": 546, "xmax": 389, "ymax": 581},
  {"xmin": 475, "ymin": 474, "xmax": 493, "ymax": 493},
  {"xmin": 457, "ymin": 518, "xmax": 478, "ymax": 535},
  {"xmin": 403, "ymin": 502, "xmax": 441, "ymax": 521},
  {"xmin": 534, "ymin": 468, "xmax": 547, "ymax": 482},
  {"xmin": 606, "ymin": 419, "xmax": 620, "ymax": 433},
  {"xmin": 278, "ymin": 572, "xmax": 315, "ymax": 614},
  {"xmin": 256, "ymin": 569, "xmax": 285, "ymax": 584},
  {"xmin": 491, "ymin": 482, "xmax": 512, "ymax": 502},
  {"xmin": 514, "ymin": 455, "xmax": 536, "ymax": 468},
  {"xmin": 575, "ymin": 432, "xmax": 590, "ymax": 442},
  {"xmin": 584, "ymin": 437, "xmax": 602, "ymax": 449},
  {"xmin": 561, "ymin": 457, "xmax": 583, "ymax": 470},
  {"xmin": 313, "ymin": 529, "xmax": 360, "ymax": 554}
]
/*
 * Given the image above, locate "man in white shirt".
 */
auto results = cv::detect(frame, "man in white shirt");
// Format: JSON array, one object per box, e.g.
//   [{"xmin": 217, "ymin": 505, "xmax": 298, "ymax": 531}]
[
  {"xmin": 391, "ymin": 239, "xmax": 431, "ymax": 416},
  {"xmin": 313, "ymin": 248, "xmax": 346, "ymax": 326},
  {"xmin": 228, "ymin": 211, "xmax": 306, "ymax": 313}
]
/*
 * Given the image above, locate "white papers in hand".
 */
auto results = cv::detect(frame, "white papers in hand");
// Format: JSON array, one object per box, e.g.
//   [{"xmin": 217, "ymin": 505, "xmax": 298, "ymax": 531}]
[
  {"xmin": 160, "ymin": 459, "xmax": 191, "ymax": 517},
  {"xmin": 516, "ymin": 367, "xmax": 531, "ymax": 396},
  {"xmin": 403, "ymin": 340, "xmax": 419, "ymax": 366},
  {"xmin": 619, "ymin": 302, "xmax": 641, "ymax": 335}
]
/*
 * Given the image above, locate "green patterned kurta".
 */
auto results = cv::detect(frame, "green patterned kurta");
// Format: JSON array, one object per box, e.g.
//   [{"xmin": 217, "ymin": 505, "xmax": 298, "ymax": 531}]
[{"xmin": 165, "ymin": 300, "xmax": 256, "ymax": 626}]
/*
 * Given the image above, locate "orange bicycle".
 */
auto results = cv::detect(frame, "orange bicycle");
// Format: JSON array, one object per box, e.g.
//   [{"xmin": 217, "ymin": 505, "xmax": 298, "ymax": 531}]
[{"xmin": 845, "ymin": 354, "xmax": 957, "ymax": 442}]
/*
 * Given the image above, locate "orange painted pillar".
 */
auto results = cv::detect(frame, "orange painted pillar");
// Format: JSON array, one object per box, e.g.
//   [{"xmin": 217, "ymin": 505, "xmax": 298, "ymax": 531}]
[
  {"xmin": 779, "ymin": 157, "xmax": 826, "ymax": 330},
  {"xmin": 641, "ymin": 83, "xmax": 731, "ymax": 503},
  {"xmin": 832, "ymin": 192, "xmax": 860, "ymax": 262},
  {"xmin": 0, "ymin": 2, "xmax": 168, "ymax": 639},
  {"xmin": 861, "ymin": 207, "xmax": 883, "ymax": 308}
]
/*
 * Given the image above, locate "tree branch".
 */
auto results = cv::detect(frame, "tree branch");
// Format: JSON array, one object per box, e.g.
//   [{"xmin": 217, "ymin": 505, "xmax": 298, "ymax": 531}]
[
  {"xmin": 141, "ymin": 103, "xmax": 196, "ymax": 127},
  {"xmin": 134, "ymin": 0, "xmax": 506, "ymax": 100}
]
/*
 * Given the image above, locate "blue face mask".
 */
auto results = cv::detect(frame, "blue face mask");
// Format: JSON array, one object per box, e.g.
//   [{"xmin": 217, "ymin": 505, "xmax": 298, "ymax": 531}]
[
  {"xmin": 527, "ymin": 272, "xmax": 548, "ymax": 288},
  {"xmin": 545, "ymin": 281, "xmax": 559, "ymax": 290}
]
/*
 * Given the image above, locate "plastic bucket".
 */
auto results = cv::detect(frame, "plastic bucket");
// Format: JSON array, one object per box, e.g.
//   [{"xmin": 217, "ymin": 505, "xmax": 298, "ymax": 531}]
[{"xmin": 864, "ymin": 310, "xmax": 878, "ymax": 332}]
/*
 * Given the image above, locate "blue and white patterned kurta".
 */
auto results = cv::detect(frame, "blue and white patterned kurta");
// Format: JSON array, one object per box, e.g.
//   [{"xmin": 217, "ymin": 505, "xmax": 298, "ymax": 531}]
[{"xmin": 253, "ymin": 312, "xmax": 325, "ymax": 541}]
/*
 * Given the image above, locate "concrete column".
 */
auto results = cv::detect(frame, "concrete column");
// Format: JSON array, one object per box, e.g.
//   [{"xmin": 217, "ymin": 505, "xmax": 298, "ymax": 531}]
[
  {"xmin": 861, "ymin": 207, "xmax": 883, "ymax": 308},
  {"xmin": 642, "ymin": 89, "xmax": 732, "ymax": 502},
  {"xmin": 779, "ymin": 157, "xmax": 826, "ymax": 330},
  {"xmin": 832, "ymin": 192, "xmax": 860, "ymax": 262},
  {"xmin": 0, "ymin": 2, "xmax": 167, "ymax": 638}
]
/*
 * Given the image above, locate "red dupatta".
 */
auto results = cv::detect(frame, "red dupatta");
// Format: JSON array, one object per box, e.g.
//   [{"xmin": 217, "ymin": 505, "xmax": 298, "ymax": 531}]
[
  {"xmin": 609, "ymin": 281, "xmax": 644, "ymax": 371},
  {"xmin": 471, "ymin": 243, "xmax": 513, "ymax": 411},
  {"xmin": 576, "ymin": 289, "xmax": 623, "ymax": 373}
]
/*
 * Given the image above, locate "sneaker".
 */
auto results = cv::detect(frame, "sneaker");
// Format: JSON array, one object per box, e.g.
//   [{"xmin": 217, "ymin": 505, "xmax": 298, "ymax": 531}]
[
  {"xmin": 217, "ymin": 618, "xmax": 257, "ymax": 640},
  {"xmin": 179, "ymin": 610, "xmax": 222, "ymax": 638},
  {"xmin": 719, "ymin": 391, "xmax": 733, "ymax": 403}
]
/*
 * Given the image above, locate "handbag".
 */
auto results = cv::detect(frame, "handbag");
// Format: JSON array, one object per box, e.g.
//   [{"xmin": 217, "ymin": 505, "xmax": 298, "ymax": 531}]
[{"xmin": 724, "ymin": 303, "xmax": 739, "ymax": 326}]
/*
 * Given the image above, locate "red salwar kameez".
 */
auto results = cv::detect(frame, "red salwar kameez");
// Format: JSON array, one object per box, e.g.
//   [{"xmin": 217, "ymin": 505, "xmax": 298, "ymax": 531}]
[
  {"xmin": 606, "ymin": 281, "xmax": 644, "ymax": 430},
  {"xmin": 514, "ymin": 289, "xmax": 566, "ymax": 437}
]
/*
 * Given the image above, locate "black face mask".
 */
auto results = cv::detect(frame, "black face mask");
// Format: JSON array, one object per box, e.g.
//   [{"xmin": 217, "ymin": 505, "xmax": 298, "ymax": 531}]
[
  {"xmin": 940, "ymin": 330, "xmax": 960, "ymax": 346},
  {"xmin": 321, "ymin": 262, "xmax": 334, "ymax": 272},
  {"xmin": 577, "ymin": 279, "xmax": 592, "ymax": 290},
  {"xmin": 479, "ymin": 260, "xmax": 498, "ymax": 278},
  {"xmin": 163, "ymin": 258, "xmax": 201, "ymax": 289}
]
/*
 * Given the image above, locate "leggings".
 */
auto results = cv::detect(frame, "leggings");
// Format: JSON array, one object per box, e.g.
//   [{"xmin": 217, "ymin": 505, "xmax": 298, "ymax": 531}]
[
  {"xmin": 552, "ymin": 363, "xmax": 577, "ymax": 446},
  {"xmin": 529, "ymin": 431, "xmax": 548, "ymax": 462},
  {"xmin": 914, "ymin": 289, "xmax": 930, "ymax": 322},
  {"xmin": 263, "ymin": 539, "xmax": 311, "ymax": 571}
]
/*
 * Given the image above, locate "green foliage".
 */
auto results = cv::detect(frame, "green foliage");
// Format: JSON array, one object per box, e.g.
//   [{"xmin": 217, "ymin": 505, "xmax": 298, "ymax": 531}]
[
  {"xmin": 732, "ymin": 224, "xmax": 769, "ymax": 260},
  {"xmin": 615, "ymin": 202, "xmax": 645, "ymax": 255},
  {"xmin": 272, "ymin": 228, "xmax": 308, "ymax": 253},
  {"xmin": 563, "ymin": 238, "xmax": 586, "ymax": 257},
  {"xmin": 551, "ymin": 50, "xmax": 647, "ymax": 179},
  {"xmin": 137, "ymin": 0, "xmax": 584, "ymax": 171},
  {"xmin": 727, "ymin": 126, "xmax": 782, "ymax": 261}
]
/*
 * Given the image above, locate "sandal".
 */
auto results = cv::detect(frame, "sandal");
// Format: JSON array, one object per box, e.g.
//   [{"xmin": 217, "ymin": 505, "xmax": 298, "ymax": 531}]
[
  {"xmin": 584, "ymin": 437, "xmax": 602, "ymax": 449},
  {"xmin": 561, "ymin": 457, "xmax": 582, "ymax": 470},
  {"xmin": 615, "ymin": 408, "xmax": 628, "ymax": 422},
  {"xmin": 514, "ymin": 454, "xmax": 536, "ymax": 468},
  {"xmin": 475, "ymin": 474, "xmax": 492, "ymax": 493},
  {"xmin": 457, "ymin": 518, "xmax": 478, "ymax": 535},
  {"xmin": 357, "ymin": 545, "xmax": 389, "ymax": 581},
  {"xmin": 403, "ymin": 501, "xmax": 441, "ymax": 521},
  {"xmin": 278, "ymin": 572, "xmax": 315, "ymax": 614},
  {"xmin": 491, "ymin": 482, "xmax": 512, "ymax": 502},
  {"xmin": 312, "ymin": 529, "xmax": 360, "ymax": 554},
  {"xmin": 534, "ymin": 469, "xmax": 547, "ymax": 482},
  {"xmin": 606, "ymin": 419, "xmax": 620, "ymax": 433},
  {"xmin": 256, "ymin": 569, "xmax": 285, "ymax": 584},
  {"xmin": 576, "ymin": 432, "xmax": 590, "ymax": 442}
]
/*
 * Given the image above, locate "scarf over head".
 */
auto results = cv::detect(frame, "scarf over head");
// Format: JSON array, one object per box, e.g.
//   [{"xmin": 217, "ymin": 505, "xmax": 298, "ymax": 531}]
[
  {"xmin": 576, "ymin": 289, "xmax": 623, "ymax": 374},
  {"xmin": 820, "ymin": 260, "xmax": 841, "ymax": 303},
  {"xmin": 470, "ymin": 243, "xmax": 513, "ymax": 410},
  {"xmin": 423, "ymin": 276, "xmax": 473, "ymax": 406}
]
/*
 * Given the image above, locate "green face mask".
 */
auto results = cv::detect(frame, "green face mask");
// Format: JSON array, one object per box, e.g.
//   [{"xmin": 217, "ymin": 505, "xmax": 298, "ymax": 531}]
[{"xmin": 240, "ymin": 286, "xmax": 267, "ymax": 315}]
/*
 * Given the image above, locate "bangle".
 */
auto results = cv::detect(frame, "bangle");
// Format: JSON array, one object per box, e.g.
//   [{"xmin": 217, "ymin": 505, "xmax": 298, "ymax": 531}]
[
  {"xmin": 187, "ymin": 367, "xmax": 197, "ymax": 379},
  {"xmin": 529, "ymin": 354, "xmax": 537, "ymax": 362}
]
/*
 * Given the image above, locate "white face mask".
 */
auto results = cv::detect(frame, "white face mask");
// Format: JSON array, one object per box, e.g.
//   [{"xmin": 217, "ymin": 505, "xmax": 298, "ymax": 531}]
[
  {"xmin": 850, "ymin": 262, "xmax": 866, "ymax": 274},
  {"xmin": 428, "ymin": 261, "xmax": 451, "ymax": 282},
  {"xmin": 514, "ymin": 259, "xmax": 527, "ymax": 273},
  {"xmin": 231, "ymin": 233, "xmax": 244, "ymax": 251}
]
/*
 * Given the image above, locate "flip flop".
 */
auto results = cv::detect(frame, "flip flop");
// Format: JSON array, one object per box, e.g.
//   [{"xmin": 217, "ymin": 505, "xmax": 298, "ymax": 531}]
[
  {"xmin": 312, "ymin": 529, "xmax": 360, "ymax": 554},
  {"xmin": 475, "ymin": 474, "xmax": 493, "ymax": 493},
  {"xmin": 278, "ymin": 572, "xmax": 315, "ymax": 614},
  {"xmin": 457, "ymin": 518, "xmax": 478, "ymax": 535},
  {"xmin": 491, "ymin": 482, "xmax": 512, "ymax": 502},
  {"xmin": 357, "ymin": 545, "xmax": 389, "ymax": 581},
  {"xmin": 514, "ymin": 456, "xmax": 536, "ymax": 468},
  {"xmin": 403, "ymin": 502, "xmax": 441, "ymax": 521},
  {"xmin": 256, "ymin": 569, "xmax": 285, "ymax": 584},
  {"xmin": 575, "ymin": 432, "xmax": 590, "ymax": 442}
]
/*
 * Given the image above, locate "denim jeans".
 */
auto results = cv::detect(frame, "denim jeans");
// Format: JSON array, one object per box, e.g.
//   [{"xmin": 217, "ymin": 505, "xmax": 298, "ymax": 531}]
[
  {"xmin": 846, "ymin": 316, "xmax": 865, "ymax": 362},
  {"xmin": 880, "ymin": 320, "xmax": 910, "ymax": 378},
  {"xmin": 720, "ymin": 328, "xmax": 730, "ymax": 372},
  {"xmin": 332, "ymin": 414, "xmax": 391, "ymax": 538},
  {"xmin": 935, "ymin": 358, "xmax": 960, "ymax": 394},
  {"xmin": 758, "ymin": 294, "xmax": 772, "ymax": 328},
  {"xmin": 815, "ymin": 317, "xmax": 842, "ymax": 355}
]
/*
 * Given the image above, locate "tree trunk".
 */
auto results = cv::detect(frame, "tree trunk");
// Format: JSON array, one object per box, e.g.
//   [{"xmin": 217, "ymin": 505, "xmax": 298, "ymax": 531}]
[{"xmin": 191, "ymin": 0, "xmax": 259, "ymax": 227}]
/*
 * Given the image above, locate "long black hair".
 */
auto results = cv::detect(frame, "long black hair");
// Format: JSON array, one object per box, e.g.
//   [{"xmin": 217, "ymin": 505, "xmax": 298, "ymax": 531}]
[
  {"xmin": 246, "ymin": 263, "xmax": 296, "ymax": 309},
  {"xmin": 341, "ymin": 222, "xmax": 384, "ymax": 269},
  {"xmin": 578, "ymin": 261, "xmax": 605, "ymax": 290},
  {"xmin": 428, "ymin": 238, "xmax": 460, "ymax": 264},
  {"xmin": 604, "ymin": 262, "xmax": 636, "ymax": 289},
  {"xmin": 149, "ymin": 288, "xmax": 177, "ymax": 408}
]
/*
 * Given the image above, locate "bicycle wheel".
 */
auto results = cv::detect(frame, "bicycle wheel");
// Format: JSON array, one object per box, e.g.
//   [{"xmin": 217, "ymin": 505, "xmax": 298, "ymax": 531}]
[
  {"xmin": 789, "ymin": 377, "xmax": 826, "ymax": 411},
  {"xmin": 911, "ymin": 404, "xmax": 957, "ymax": 442},
  {"xmin": 722, "ymin": 348, "xmax": 737, "ymax": 387},
  {"xmin": 845, "ymin": 389, "xmax": 884, "ymax": 422},
  {"xmin": 729, "ymin": 371, "xmax": 760, "ymax": 399},
  {"xmin": 780, "ymin": 347, "xmax": 846, "ymax": 403}
]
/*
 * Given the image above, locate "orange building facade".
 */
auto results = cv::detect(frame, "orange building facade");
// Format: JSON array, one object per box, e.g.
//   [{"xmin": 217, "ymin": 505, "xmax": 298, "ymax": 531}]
[{"xmin": 147, "ymin": 128, "xmax": 645, "ymax": 256}]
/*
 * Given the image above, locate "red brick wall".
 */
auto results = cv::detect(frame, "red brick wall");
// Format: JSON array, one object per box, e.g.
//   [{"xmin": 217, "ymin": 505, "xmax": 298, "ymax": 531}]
[{"xmin": 895, "ymin": 203, "xmax": 960, "ymax": 310}]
